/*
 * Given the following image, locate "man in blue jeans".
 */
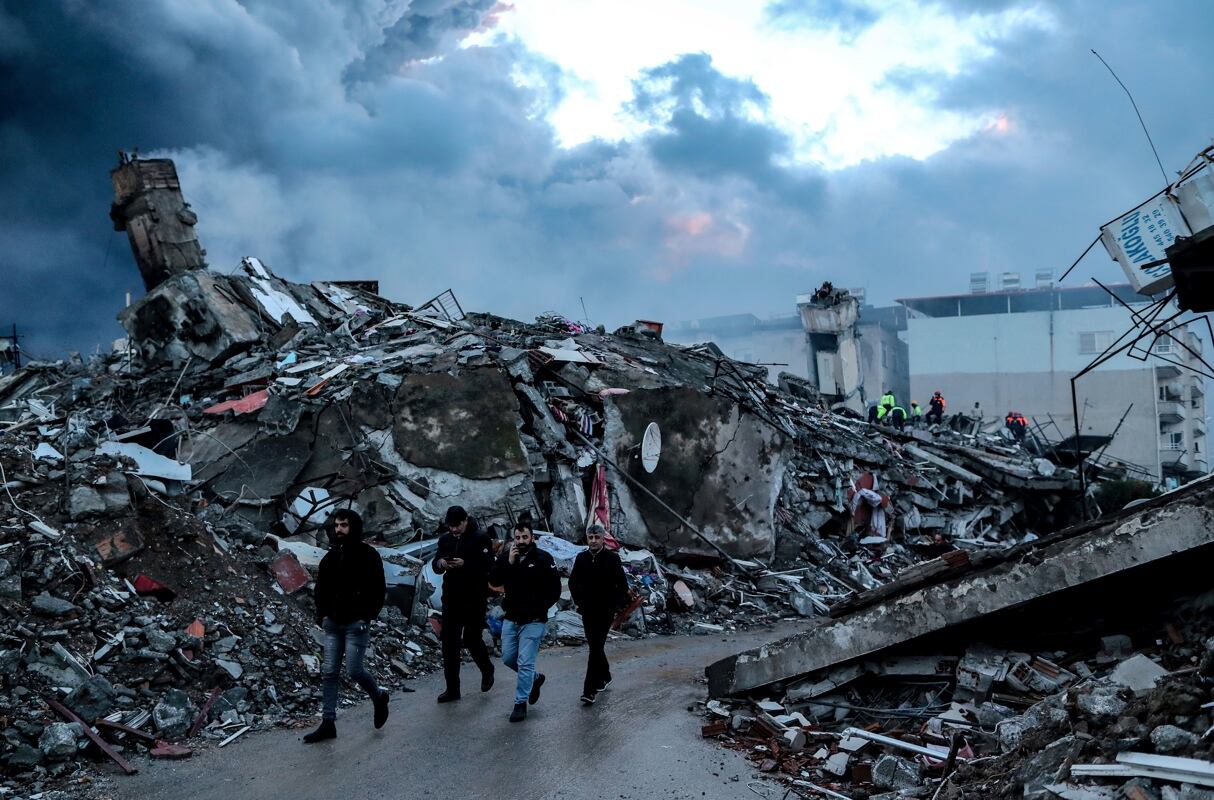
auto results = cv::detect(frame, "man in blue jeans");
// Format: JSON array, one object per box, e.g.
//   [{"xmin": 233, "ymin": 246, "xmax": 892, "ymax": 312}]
[
  {"xmin": 303, "ymin": 509, "xmax": 388, "ymax": 743},
  {"xmin": 488, "ymin": 519, "xmax": 561, "ymax": 722}
]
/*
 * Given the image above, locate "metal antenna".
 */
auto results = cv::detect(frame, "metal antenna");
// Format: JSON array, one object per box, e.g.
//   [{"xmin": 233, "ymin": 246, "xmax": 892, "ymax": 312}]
[{"xmin": 1091, "ymin": 49, "xmax": 1169, "ymax": 185}]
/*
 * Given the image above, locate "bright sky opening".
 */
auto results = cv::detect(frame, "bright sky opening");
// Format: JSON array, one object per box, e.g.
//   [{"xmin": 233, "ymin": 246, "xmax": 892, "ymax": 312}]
[{"xmin": 469, "ymin": 0, "xmax": 1054, "ymax": 169}]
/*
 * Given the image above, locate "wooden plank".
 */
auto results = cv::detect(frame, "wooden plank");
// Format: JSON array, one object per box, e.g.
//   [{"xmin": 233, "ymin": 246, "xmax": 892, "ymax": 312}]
[
  {"xmin": 46, "ymin": 697, "xmax": 138, "ymax": 775},
  {"xmin": 187, "ymin": 687, "xmax": 222, "ymax": 738}
]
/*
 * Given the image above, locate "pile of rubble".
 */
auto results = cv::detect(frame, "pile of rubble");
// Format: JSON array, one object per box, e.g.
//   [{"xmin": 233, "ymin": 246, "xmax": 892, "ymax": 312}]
[
  {"xmin": 701, "ymin": 478, "xmax": 1214, "ymax": 799},
  {"xmin": 0, "ymin": 440, "xmax": 441, "ymax": 789},
  {"xmin": 0, "ymin": 156, "xmax": 1088, "ymax": 783}
]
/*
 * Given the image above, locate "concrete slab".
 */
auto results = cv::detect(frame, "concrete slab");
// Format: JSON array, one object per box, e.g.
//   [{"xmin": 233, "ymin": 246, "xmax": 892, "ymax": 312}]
[{"xmin": 707, "ymin": 493, "xmax": 1214, "ymax": 697}]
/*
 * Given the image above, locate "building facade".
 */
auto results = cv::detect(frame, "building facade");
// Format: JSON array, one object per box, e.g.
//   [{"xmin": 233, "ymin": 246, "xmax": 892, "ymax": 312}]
[
  {"xmin": 670, "ymin": 298, "xmax": 910, "ymax": 410},
  {"xmin": 900, "ymin": 280, "xmax": 1207, "ymax": 486}
]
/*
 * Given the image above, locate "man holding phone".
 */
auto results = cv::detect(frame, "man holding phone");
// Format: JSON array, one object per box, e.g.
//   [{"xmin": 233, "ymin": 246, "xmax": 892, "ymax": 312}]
[
  {"xmin": 489, "ymin": 519, "xmax": 561, "ymax": 722},
  {"xmin": 432, "ymin": 505, "xmax": 495, "ymax": 703}
]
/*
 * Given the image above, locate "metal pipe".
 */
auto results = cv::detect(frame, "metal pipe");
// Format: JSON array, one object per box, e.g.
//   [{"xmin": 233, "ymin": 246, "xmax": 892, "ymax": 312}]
[{"xmin": 840, "ymin": 727, "xmax": 968, "ymax": 761}]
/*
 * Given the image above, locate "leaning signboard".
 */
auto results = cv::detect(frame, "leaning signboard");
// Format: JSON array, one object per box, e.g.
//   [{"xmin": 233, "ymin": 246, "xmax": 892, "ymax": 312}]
[
  {"xmin": 1099, "ymin": 192, "xmax": 1185, "ymax": 295},
  {"xmin": 1099, "ymin": 147, "xmax": 1214, "ymax": 297}
]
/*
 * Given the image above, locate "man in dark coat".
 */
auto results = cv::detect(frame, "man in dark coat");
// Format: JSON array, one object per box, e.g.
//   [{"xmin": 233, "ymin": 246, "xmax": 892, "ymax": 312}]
[
  {"xmin": 568, "ymin": 524, "xmax": 629, "ymax": 705},
  {"xmin": 304, "ymin": 509, "xmax": 388, "ymax": 743},
  {"xmin": 488, "ymin": 519, "xmax": 561, "ymax": 722},
  {"xmin": 432, "ymin": 505, "xmax": 495, "ymax": 703}
]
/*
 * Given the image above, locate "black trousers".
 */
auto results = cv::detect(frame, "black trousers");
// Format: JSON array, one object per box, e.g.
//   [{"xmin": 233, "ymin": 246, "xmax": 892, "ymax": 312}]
[
  {"xmin": 441, "ymin": 607, "xmax": 493, "ymax": 693},
  {"xmin": 581, "ymin": 611, "xmax": 613, "ymax": 695},
  {"xmin": 925, "ymin": 409, "xmax": 943, "ymax": 425}
]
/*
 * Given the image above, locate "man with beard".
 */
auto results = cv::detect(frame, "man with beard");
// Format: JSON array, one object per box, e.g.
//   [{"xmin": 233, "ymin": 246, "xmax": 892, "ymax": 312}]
[
  {"xmin": 303, "ymin": 509, "xmax": 388, "ymax": 743},
  {"xmin": 488, "ymin": 519, "xmax": 561, "ymax": 722}
]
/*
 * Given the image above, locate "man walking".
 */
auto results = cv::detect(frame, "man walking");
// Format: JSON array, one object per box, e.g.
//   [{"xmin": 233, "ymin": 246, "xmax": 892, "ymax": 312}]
[
  {"xmin": 432, "ymin": 505, "xmax": 495, "ymax": 703},
  {"xmin": 569, "ymin": 524, "xmax": 629, "ymax": 705},
  {"xmin": 304, "ymin": 509, "xmax": 388, "ymax": 743},
  {"xmin": 488, "ymin": 519, "xmax": 561, "ymax": 722}
]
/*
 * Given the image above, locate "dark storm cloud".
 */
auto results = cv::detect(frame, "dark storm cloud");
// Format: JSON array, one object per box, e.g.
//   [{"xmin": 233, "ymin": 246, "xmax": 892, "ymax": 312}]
[
  {"xmin": 632, "ymin": 54, "xmax": 824, "ymax": 209},
  {"xmin": 2, "ymin": 0, "xmax": 1213, "ymax": 361},
  {"xmin": 343, "ymin": 0, "xmax": 498, "ymax": 85}
]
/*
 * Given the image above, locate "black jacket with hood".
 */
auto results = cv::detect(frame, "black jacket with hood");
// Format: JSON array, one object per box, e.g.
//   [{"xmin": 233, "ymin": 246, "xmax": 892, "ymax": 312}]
[
  {"xmin": 488, "ymin": 543, "xmax": 561, "ymax": 624},
  {"xmin": 314, "ymin": 533, "xmax": 386, "ymax": 626},
  {"xmin": 431, "ymin": 517, "xmax": 495, "ymax": 615},
  {"xmin": 569, "ymin": 547, "xmax": 629, "ymax": 617}
]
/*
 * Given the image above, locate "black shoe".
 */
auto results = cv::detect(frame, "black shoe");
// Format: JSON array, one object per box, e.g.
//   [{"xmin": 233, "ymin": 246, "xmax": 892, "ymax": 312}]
[
  {"xmin": 373, "ymin": 690, "xmax": 389, "ymax": 729},
  {"xmin": 437, "ymin": 690, "xmax": 461, "ymax": 704},
  {"xmin": 528, "ymin": 673, "xmax": 545, "ymax": 705},
  {"xmin": 509, "ymin": 702, "xmax": 527, "ymax": 722},
  {"xmin": 481, "ymin": 670, "xmax": 494, "ymax": 692},
  {"xmin": 598, "ymin": 678, "xmax": 612, "ymax": 692},
  {"xmin": 302, "ymin": 720, "xmax": 336, "ymax": 743},
  {"xmin": 580, "ymin": 692, "xmax": 596, "ymax": 706}
]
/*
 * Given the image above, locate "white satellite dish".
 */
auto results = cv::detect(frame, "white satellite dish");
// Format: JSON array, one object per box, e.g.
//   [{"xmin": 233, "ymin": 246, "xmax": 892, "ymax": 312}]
[{"xmin": 641, "ymin": 422, "xmax": 661, "ymax": 473}]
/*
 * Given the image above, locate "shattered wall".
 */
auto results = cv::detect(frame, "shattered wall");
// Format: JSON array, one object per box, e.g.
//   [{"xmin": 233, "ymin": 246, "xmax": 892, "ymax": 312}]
[{"xmin": 607, "ymin": 387, "xmax": 787, "ymax": 559}]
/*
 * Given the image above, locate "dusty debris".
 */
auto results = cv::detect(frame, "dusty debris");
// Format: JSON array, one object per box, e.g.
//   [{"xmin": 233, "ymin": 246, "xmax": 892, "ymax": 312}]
[
  {"xmin": 697, "ymin": 478, "xmax": 1214, "ymax": 799},
  {"xmin": 0, "ymin": 156, "xmax": 1110, "ymax": 791}
]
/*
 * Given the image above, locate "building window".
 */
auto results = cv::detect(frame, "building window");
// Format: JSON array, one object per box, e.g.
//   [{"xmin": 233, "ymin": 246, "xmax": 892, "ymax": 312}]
[
  {"xmin": 1152, "ymin": 336, "xmax": 1175, "ymax": 355},
  {"xmin": 1164, "ymin": 432, "xmax": 1184, "ymax": 451},
  {"xmin": 1079, "ymin": 331, "xmax": 1113, "ymax": 355},
  {"xmin": 881, "ymin": 342, "xmax": 890, "ymax": 368}
]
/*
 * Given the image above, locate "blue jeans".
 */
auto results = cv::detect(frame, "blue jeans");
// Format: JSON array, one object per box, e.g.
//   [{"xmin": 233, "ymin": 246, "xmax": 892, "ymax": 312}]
[
  {"xmin": 501, "ymin": 620, "xmax": 546, "ymax": 705},
  {"xmin": 321, "ymin": 618, "xmax": 381, "ymax": 721}
]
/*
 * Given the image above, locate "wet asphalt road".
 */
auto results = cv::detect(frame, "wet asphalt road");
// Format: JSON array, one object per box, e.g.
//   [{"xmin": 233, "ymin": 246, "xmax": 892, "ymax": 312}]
[{"xmin": 103, "ymin": 624, "xmax": 799, "ymax": 800}]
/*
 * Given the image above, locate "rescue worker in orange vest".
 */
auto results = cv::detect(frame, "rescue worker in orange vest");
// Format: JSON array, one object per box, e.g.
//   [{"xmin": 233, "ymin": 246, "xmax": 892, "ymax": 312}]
[
  {"xmin": 926, "ymin": 391, "xmax": 946, "ymax": 426},
  {"xmin": 1005, "ymin": 411, "xmax": 1028, "ymax": 442}
]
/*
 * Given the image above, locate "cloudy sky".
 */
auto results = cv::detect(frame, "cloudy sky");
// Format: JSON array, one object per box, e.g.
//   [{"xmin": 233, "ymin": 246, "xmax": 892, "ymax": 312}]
[{"xmin": 2, "ymin": 0, "xmax": 1212, "ymax": 358}]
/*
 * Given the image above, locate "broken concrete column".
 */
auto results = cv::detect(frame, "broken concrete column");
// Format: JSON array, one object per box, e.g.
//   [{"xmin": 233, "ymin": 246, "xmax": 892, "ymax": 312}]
[
  {"xmin": 118, "ymin": 271, "xmax": 265, "ymax": 364},
  {"xmin": 110, "ymin": 157, "xmax": 206, "ymax": 291}
]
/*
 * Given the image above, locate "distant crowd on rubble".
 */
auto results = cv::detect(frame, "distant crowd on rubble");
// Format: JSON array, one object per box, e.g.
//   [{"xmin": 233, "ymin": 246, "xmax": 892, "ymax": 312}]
[
  {"xmin": 866, "ymin": 389, "xmax": 1030, "ymax": 441},
  {"xmin": 300, "ymin": 505, "xmax": 630, "ymax": 743}
]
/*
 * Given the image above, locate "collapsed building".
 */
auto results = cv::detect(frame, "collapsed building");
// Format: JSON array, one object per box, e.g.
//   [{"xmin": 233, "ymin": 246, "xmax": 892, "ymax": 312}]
[
  {"xmin": 0, "ymin": 157, "xmax": 1094, "ymax": 784},
  {"xmin": 701, "ymin": 473, "xmax": 1214, "ymax": 798}
]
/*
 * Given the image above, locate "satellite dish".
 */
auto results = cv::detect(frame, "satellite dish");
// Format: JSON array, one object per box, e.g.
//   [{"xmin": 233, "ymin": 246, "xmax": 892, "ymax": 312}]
[{"xmin": 641, "ymin": 422, "xmax": 661, "ymax": 473}]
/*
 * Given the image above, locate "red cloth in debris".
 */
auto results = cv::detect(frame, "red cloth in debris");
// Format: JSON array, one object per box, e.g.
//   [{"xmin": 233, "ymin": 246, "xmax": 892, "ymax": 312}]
[{"xmin": 586, "ymin": 464, "xmax": 620, "ymax": 550}]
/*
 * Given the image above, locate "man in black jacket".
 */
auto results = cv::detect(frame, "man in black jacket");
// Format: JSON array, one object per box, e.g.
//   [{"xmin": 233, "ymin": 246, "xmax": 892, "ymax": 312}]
[
  {"xmin": 488, "ymin": 519, "xmax": 561, "ymax": 722},
  {"xmin": 432, "ymin": 505, "xmax": 495, "ymax": 703},
  {"xmin": 304, "ymin": 509, "xmax": 388, "ymax": 743},
  {"xmin": 568, "ymin": 524, "xmax": 629, "ymax": 705}
]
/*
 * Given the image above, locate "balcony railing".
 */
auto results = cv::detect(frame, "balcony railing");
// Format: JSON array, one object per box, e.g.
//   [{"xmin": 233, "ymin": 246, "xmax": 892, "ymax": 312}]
[{"xmin": 1158, "ymin": 400, "xmax": 1186, "ymax": 423}]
